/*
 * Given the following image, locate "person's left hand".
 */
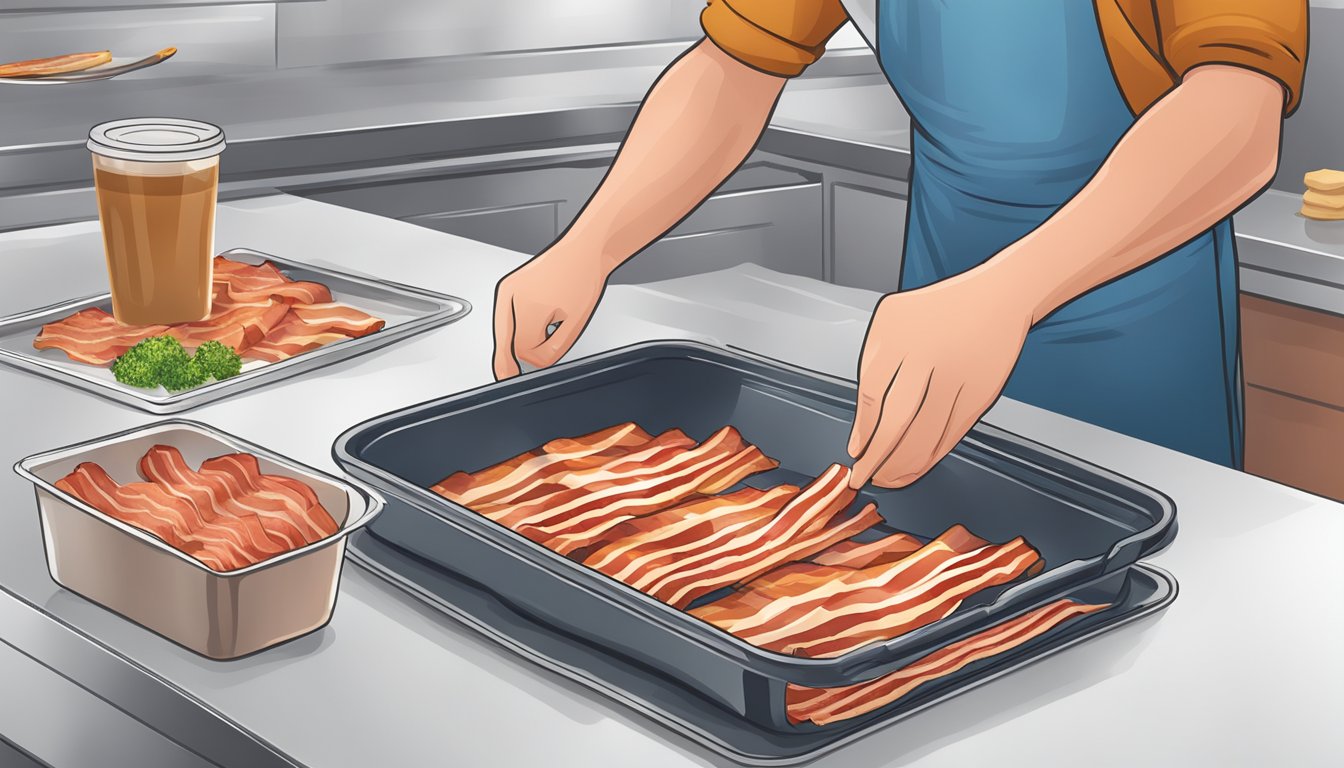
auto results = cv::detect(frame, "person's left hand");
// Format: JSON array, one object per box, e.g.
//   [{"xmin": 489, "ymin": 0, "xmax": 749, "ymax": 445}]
[{"xmin": 847, "ymin": 265, "xmax": 1035, "ymax": 489}]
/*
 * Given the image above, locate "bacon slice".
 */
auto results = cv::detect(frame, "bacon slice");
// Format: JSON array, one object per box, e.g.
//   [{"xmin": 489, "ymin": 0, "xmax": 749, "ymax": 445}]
[
  {"xmin": 709, "ymin": 534, "xmax": 1042, "ymax": 658},
  {"xmin": 212, "ymin": 259, "xmax": 332, "ymax": 305},
  {"xmin": 56, "ymin": 462, "xmax": 257, "ymax": 572},
  {"xmin": 786, "ymin": 600, "xmax": 1111, "ymax": 725},
  {"xmin": 524, "ymin": 443, "xmax": 780, "ymax": 558},
  {"xmin": 583, "ymin": 485, "xmax": 801, "ymax": 579},
  {"xmin": 0, "ymin": 50, "xmax": 110, "ymax": 78},
  {"xmin": 632, "ymin": 464, "xmax": 872, "ymax": 609},
  {"xmin": 289, "ymin": 303, "xmax": 385, "ymax": 337},
  {"xmin": 139, "ymin": 446, "xmax": 307, "ymax": 552},
  {"xmin": 482, "ymin": 426, "xmax": 754, "ymax": 531},
  {"xmin": 242, "ymin": 314, "xmax": 351, "ymax": 362},
  {"xmin": 33, "ymin": 308, "xmax": 170, "ymax": 365},
  {"xmin": 432, "ymin": 423, "xmax": 662, "ymax": 507},
  {"xmin": 197, "ymin": 453, "xmax": 339, "ymax": 540},
  {"xmin": 166, "ymin": 296, "xmax": 289, "ymax": 353},
  {"xmin": 811, "ymin": 532, "xmax": 925, "ymax": 569}
]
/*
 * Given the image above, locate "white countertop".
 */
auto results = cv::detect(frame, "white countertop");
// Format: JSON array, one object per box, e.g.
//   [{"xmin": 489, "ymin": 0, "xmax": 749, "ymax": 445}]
[{"xmin": 0, "ymin": 194, "xmax": 1341, "ymax": 767}]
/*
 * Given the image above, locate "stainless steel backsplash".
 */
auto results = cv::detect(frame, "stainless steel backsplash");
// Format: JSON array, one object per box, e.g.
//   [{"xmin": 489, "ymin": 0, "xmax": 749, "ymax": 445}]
[{"xmin": 276, "ymin": 0, "xmax": 704, "ymax": 68}]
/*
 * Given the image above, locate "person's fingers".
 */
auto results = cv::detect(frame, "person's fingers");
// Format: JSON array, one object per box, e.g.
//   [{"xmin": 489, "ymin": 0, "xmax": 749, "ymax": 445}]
[
  {"xmin": 519, "ymin": 302, "xmax": 595, "ymax": 368},
  {"xmin": 492, "ymin": 281, "xmax": 521, "ymax": 380},
  {"xmin": 871, "ymin": 378, "xmax": 964, "ymax": 488},
  {"xmin": 848, "ymin": 358, "xmax": 901, "ymax": 461},
  {"xmin": 849, "ymin": 364, "xmax": 932, "ymax": 489}
]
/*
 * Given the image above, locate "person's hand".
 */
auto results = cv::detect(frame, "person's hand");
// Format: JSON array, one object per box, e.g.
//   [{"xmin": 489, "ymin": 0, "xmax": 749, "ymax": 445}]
[
  {"xmin": 493, "ymin": 243, "xmax": 610, "ymax": 380},
  {"xmin": 847, "ymin": 266, "xmax": 1036, "ymax": 489}
]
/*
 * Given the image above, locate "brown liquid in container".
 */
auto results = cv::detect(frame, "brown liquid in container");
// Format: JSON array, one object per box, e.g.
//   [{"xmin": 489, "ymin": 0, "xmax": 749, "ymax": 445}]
[{"xmin": 93, "ymin": 163, "xmax": 219, "ymax": 325}]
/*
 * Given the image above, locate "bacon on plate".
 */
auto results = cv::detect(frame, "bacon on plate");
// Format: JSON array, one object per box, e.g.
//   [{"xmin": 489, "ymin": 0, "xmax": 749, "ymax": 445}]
[{"xmin": 34, "ymin": 308, "xmax": 170, "ymax": 365}]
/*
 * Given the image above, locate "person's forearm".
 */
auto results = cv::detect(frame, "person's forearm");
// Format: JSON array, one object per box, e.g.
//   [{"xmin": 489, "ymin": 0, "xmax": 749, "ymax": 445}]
[
  {"xmin": 983, "ymin": 65, "xmax": 1284, "ymax": 322},
  {"xmin": 559, "ymin": 40, "xmax": 786, "ymax": 273}
]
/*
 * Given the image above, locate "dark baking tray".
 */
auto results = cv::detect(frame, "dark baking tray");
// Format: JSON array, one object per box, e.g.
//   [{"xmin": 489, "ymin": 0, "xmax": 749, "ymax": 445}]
[
  {"xmin": 348, "ymin": 530, "xmax": 1177, "ymax": 765},
  {"xmin": 333, "ymin": 341, "xmax": 1176, "ymax": 730}
]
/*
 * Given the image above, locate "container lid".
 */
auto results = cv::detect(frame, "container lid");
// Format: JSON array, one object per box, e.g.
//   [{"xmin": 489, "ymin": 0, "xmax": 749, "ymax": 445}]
[{"xmin": 87, "ymin": 117, "xmax": 226, "ymax": 162}]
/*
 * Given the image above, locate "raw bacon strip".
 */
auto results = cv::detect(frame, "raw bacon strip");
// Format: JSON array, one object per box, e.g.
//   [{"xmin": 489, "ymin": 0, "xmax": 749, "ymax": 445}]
[
  {"xmin": 634, "ymin": 464, "xmax": 866, "ymax": 608},
  {"xmin": 56, "ymin": 463, "xmax": 256, "ymax": 571},
  {"xmin": 432, "ymin": 423, "xmax": 663, "ymax": 507},
  {"xmin": 583, "ymin": 485, "xmax": 800, "ymax": 578},
  {"xmin": 731, "ymin": 538, "xmax": 1042, "ymax": 658},
  {"xmin": 289, "ymin": 303, "xmax": 386, "ymax": 337},
  {"xmin": 786, "ymin": 600, "xmax": 1111, "ymax": 725},
  {"xmin": 198, "ymin": 453, "xmax": 339, "ymax": 539},
  {"xmin": 139, "ymin": 446, "xmax": 305, "ymax": 551},
  {"xmin": 483, "ymin": 426, "xmax": 756, "ymax": 531},
  {"xmin": 525, "ymin": 444, "xmax": 779, "ymax": 558},
  {"xmin": 811, "ymin": 532, "xmax": 925, "ymax": 569},
  {"xmin": 33, "ymin": 308, "xmax": 170, "ymax": 365},
  {"xmin": 693, "ymin": 525, "xmax": 992, "ymax": 631}
]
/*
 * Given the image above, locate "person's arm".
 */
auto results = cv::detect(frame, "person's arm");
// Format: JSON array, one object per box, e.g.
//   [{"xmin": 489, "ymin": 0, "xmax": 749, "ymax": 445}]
[
  {"xmin": 563, "ymin": 40, "xmax": 786, "ymax": 276},
  {"xmin": 492, "ymin": 40, "xmax": 785, "ymax": 378},
  {"xmin": 849, "ymin": 64, "xmax": 1286, "ymax": 487}
]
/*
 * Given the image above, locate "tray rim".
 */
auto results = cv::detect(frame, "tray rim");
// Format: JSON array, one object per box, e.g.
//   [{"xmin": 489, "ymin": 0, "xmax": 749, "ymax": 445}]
[
  {"xmin": 0, "ymin": 247, "xmax": 472, "ymax": 414},
  {"xmin": 345, "ymin": 532, "xmax": 1177, "ymax": 766},
  {"xmin": 333, "ymin": 339, "xmax": 1177, "ymax": 683},
  {"xmin": 15, "ymin": 417, "xmax": 385, "ymax": 577}
]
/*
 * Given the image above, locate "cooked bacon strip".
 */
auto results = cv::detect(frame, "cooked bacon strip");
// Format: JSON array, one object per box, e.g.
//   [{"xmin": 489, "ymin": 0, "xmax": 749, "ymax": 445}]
[
  {"xmin": 56, "ymin": 463, "xmax": 256, "ymax": 571},
  {"xmin": 139, "ymin": 446, "xmax": 305, "ymax": 551},
  {"xmin": 482, "ymin": 426, "xmax": 755, "ymax": 531},
  {"xmin": 725, "ymin": 537, "xmax": 1042, "ymax": 658},
  {"xmin": 432, "ymin": 423, "xmax": 663, "ymax": 507},
  {"xmin": 289, "ymin": 303, "xmax": 385, "ymax": 337},
  {"xmin": 242, "ymin": 314, "xmax": 350, "ymax": 362},
  {"xmin": 583, "ymin": 485, "xmax": 800, "ymax": 578},
  {"xmin": 811, "ymin": 532, "xmax": 925, "ymax": 569},
  {"xmin": 198, "ymin": 453, "xmax": 339, "ymax": 539},
  {"xmin": 0, "ymin": 50, "xmax": 110, "ymax": 78},
  {"xmin": 634, "ymin": 464, "xmax": 869, "ymax": 608},
  {"xmin": 786, "ymin": 600, "xmax": 1110, "ymax": 725},
  {"xmin": 33, "ymin": 308, "xmax": 169, "ymax": 365},
  {"xmin": 524, "ymin": 444, "xmax": 779, "ymax": 557},
  {"xmin": 167, "ymin": 297, "xmax": 289, "ymax": 352},
  {"xmin": 213, "ymin": 259, "xmax": 333, "ymax": 305}
]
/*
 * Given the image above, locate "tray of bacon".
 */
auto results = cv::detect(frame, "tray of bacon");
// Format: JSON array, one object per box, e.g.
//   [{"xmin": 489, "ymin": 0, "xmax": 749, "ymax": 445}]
[
  {"xmin": 16, "ymin": 419, "xmax": 383, "ymax": 659},
  {"xmin": 0, "ymin": 248, "xmax": 470, "ymax": 413},
  {"xmin": 333, "ymin": 341, "xmax": 1175, "ymax": 731}
]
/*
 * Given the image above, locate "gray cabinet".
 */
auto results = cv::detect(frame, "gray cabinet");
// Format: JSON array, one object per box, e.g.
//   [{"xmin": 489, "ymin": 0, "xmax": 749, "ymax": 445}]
[
  {"xmin": 830, "ymin": 183, "xmax": 907, "ymax": 293},
  {"xmin": 293, "ymin": 155, "xmax": 824, "ymax": 283}
]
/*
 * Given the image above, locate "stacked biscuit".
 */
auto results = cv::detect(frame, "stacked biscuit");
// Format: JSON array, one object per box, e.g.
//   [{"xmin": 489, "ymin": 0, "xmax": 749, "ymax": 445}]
[{"xmin": 1302, "ymin": 169, "xmax": 1344, "ymax": 221}]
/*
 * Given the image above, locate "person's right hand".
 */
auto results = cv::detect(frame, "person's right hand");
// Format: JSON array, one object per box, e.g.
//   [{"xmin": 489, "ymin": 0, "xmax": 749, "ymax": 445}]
[{"xmin": 492, "ymin": 244, "xmax": 609, "ymax": 380}]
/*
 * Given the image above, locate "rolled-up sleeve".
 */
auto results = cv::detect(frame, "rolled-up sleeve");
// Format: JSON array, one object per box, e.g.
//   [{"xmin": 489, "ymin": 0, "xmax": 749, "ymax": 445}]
[
  {"xmin": 1157, "ymin": 0, "xmax": 1308, "ymax": 115},
  {"xmin": 700, "ymin": 0, "xmax": 849, "ymax": 77}
]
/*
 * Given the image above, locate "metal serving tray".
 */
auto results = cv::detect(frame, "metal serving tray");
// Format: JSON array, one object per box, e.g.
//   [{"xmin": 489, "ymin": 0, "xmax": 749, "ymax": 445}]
[
  {"xmin": 333, "ymin": 341, "xmax": 1176, "ymax": 730},
  {"xmin": 349, "ymin": 531, "xmax": 1177, "ymax": 765},
  {"xmin": 16, "ymin": 419, "xmax": 384, "ymax": 659},
  {"xmin": 0, "ymin": 248, "xmax": 471, "ymax": 414}
]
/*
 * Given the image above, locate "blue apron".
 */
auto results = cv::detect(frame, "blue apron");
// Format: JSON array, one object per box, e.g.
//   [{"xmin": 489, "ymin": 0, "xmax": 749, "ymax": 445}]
[{"xmin": 875, "ymin": 0, "xmax": 1243, "ymax": 467}]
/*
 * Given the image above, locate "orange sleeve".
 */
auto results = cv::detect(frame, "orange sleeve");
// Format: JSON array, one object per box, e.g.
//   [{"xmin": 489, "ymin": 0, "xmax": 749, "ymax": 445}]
[
  {"xmin": 700, "ymin": 0, "xmax": 850, "ymax": 77},
  {"xmin": 1155, "ymin": 0, "xmax": 1309, "ymax": 115}
]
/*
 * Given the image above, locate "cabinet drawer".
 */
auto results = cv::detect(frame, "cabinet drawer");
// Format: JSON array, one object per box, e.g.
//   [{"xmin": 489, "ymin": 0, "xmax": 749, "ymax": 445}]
[
  {"xmin": 612, "ymin": 183, "xmax": 823, "ymax": 284},
  {"xmin": 1241, "ymin": 295, "xmax": 1344, "ymax": 409},
  {"xmin": 1244, "ymin": 385, "xmax": 1344, "ymax": 501},
  {"xmin": 831, "ymin": 183, "xmax": 907, "ymax": 292}
]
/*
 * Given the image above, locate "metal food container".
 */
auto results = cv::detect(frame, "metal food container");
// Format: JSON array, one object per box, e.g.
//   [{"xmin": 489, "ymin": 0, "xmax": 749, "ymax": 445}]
[
  {"xmin": 334, "ymin": 341, "xmax": 1176, "ymax": 731},
  {"xmin": 0, "ymin": 248, "xmax": 471, "ymax": 414},
  {"xmin": 16, "ymin": 419, "xmax": 383, "ymax": 659}
]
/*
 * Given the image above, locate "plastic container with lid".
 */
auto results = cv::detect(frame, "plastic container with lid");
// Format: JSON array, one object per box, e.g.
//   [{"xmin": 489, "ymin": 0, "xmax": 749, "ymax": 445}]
[{"xmin": 87, "ymin": 118, "xmax": 227, "ymax": 326}]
